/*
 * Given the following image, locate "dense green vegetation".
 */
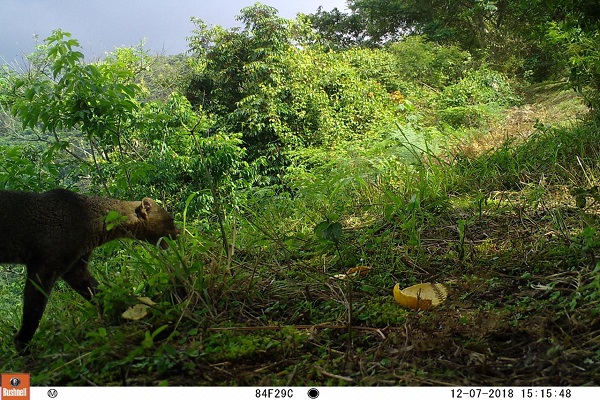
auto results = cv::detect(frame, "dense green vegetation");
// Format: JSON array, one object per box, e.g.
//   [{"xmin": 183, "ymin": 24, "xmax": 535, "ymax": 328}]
[{"xmin": 0, "ymin": 1, "xmax": 599, "ymax": 385}]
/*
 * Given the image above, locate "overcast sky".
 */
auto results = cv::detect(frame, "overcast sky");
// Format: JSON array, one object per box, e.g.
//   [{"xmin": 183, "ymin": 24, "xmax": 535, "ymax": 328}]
[{"xmin": 1, "ymin": 0, "xmax": 348, "ymax": 63}]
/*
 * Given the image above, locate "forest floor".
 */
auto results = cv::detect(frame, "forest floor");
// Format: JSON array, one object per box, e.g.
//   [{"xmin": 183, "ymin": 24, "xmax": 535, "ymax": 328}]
[
  {"xmin": 171, "ymin": 82, "xmax": 599, "ymax": 386},
  {"xmin": 4, "ymin": 81, "xmax": 600, "ymax": 386}
]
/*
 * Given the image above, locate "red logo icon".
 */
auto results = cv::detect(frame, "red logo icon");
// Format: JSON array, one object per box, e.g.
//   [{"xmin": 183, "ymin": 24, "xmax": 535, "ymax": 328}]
[{"xmin": 1, "ymin": 373, "xmax": 30, "ymax": 400}]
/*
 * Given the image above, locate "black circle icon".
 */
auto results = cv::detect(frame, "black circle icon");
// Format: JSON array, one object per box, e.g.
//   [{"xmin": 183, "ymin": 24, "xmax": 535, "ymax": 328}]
[
  {"xmin": 307, "ymin": 388, "xmax": 319, "ymax": 399},
  {"xmin": 9, "ymin": 377, "xmax": 21, "ymax": 387}
]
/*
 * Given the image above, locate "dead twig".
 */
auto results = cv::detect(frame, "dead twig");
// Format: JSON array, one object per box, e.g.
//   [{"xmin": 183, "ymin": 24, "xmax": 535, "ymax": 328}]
[{"xmin": 315, "ymin": 366, "xmax": 354, "ymax": 383}]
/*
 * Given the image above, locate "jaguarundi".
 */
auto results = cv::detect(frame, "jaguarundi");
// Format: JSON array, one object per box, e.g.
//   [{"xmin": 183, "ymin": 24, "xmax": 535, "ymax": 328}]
[{"xmin": 0, "ymin": 188, "xmax": 180, "ymax": 353}]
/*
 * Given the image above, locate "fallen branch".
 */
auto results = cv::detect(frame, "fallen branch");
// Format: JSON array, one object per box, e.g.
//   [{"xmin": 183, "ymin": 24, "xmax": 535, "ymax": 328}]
[{"xmin": 315, "ymin": 366, "xmax": 354, "ymax": 383}]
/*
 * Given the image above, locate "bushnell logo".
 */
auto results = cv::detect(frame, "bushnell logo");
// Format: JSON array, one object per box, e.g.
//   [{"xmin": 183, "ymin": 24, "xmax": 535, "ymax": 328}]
[{"xmin": 1, "ymin": 373, "xmax": 30, "ymax": 400}]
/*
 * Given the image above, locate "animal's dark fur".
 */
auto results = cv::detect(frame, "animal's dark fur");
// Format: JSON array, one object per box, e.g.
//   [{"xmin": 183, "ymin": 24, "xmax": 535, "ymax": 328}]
[{"xmin": 0, "ymin": 188, "xmax": 180, "ymax": 352}]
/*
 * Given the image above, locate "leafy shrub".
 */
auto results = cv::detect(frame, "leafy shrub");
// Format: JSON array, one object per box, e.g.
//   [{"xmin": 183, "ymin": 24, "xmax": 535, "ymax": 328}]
[
  {"xmin": 438, "ymin": 104, "xmax": 499, "ymax": 128},
  {"xmin": 388, "ymin": 36, "xmax": 473, "ymax": 90},
  {"xmin": 545, "ymin": 20, "xmax": 600, "ymax": 114},
  {"xmin": 0, "ymin": 66, "xmax": 16, "ymax": 108},
  {"xmin": 0, "ymin": 145, "xmax": 74, "ymax": 191},
  {"xmin": 340, "ymin": 47, "xmax": 411, "ymax": 93},
  {"xmin": 433, "ymin": 67, "xmax": 519, "ymax": 127},
  {"xmin": 438, "ymin": 68, "xmax": 519, "ymax": 108}
]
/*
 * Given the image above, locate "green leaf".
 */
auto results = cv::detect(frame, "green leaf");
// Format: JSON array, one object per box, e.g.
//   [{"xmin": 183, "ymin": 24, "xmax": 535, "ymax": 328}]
[
  {"xmin": 314, "ymin": 221, "xmax": 330, "ymax": 240},
  {"xmin": 105, "ymin": 210, "xmax": 127, "ymax": 231},
  {"xmin": 324, "ymin": 222, "xmax": 342, "ymax": 243},
  {"xmin": 314, "ymin": 220, "xmax": 342, "ymax": 243}
]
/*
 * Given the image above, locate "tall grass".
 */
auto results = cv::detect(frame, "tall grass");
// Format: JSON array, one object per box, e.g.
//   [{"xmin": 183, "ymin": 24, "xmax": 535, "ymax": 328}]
[{"xmin": 453, "ymin": 118, "xmax": 600, "ymax": 192}]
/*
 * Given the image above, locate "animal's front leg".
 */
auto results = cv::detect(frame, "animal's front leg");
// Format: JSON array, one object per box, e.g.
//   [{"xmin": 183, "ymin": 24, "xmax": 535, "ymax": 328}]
[
  {"xmin": 62, "ymin": 255, "xmax": 99, "ymax": 301},
  {"xmin": 14, "ymin": 267, "xmax": 59, "ymax": 353}
]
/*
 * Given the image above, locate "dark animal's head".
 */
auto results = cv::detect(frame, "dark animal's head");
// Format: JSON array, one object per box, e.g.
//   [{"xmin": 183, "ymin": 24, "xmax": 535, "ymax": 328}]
[{"xmin": 135, "ymin": 198, "xmax": 181, "ymax": 248}]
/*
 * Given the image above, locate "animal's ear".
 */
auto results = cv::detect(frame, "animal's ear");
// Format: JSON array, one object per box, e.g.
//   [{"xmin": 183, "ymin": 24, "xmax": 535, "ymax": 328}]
[{"xmin": 136, "ymin": 198, "xmax": 155, "ymax": 220}]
